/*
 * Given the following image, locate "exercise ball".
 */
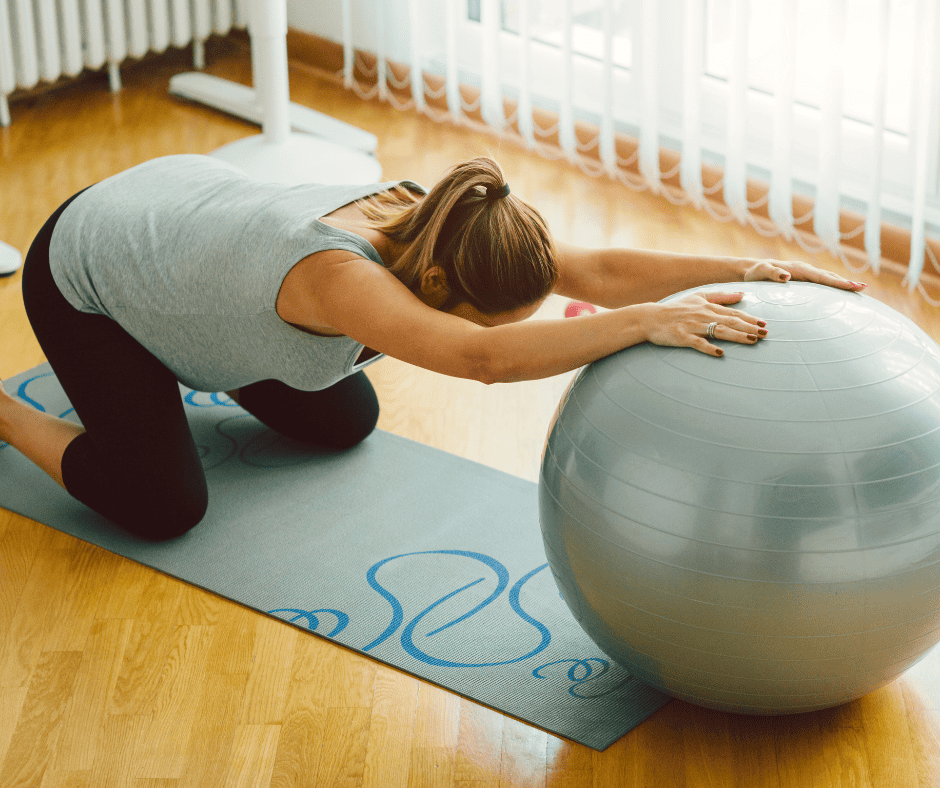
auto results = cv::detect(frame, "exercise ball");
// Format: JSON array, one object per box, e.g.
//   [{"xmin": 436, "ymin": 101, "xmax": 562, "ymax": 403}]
[{"xmin": 539, "ymin": 281, "xmax": 940, "ymax": 715}]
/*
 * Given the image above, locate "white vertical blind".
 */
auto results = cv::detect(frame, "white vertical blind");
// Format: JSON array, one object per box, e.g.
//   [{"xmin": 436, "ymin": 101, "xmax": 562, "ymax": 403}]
[
  {"xmin": 769, "ymin": 0, "xmax": 796, "ymax": 239},
  {"xmin": 340, "ymin": 0, "xmax": 940, "ymax": 297},
  {"xmin": 408, "ymin": 0, "xmax": 425, "ymax": 113},
  {"xmin": 637, "ymin": 0, "xmax": 660, "ymax": 191},
  {"xmin": 341, "ymin": 0, "xmax": 353, "ymax": 90},
  {"xmin": 517, "ymin": 0, "xmax": 535, "ymax": 146},
  {"xmin": 480, "ymin": 0, "xmax": 503, "ymax": 130},
  {"xmin": 598, "ymin": 0, "xmax": 616, "ymax": 174},
  {"xmin": 557, "ymin": 0, "xmax": 575, "ymax": 158},
  {"xmin": 375, "ymin": 0, "xmax": 387, "ymax": 103},
  {"xmin": 680, "ymin": 0, "xmax": 704, "ymax": 207},
  {"xmin": 907, "ymin": 0, "xmax": 939, "ymax": 289},
  {"xmin": 863, "ymin": 0, "xmax": 889, "ymax": 272},
  {"xmin": 814, "ymin": 0, "xmax": 847, "ymax": 253},
  {"xmin": 723, "ymin": 0, "xmax": 748, "ymax": 222},
  {"xmin": 445, "ymin": 0, "xmax": 461, "ymax": 121}
]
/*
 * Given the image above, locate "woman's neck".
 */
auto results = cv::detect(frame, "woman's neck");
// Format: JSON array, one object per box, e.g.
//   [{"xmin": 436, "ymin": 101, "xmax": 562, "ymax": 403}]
[{"xmin": 319, "ymin": 212, "xmax": 408, "ymax": 270}]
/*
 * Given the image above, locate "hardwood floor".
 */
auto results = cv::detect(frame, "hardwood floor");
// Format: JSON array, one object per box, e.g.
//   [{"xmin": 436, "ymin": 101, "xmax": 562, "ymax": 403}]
[{"xmin": 1, "ymin": 33, "xmax": 939, "ymax": 788}]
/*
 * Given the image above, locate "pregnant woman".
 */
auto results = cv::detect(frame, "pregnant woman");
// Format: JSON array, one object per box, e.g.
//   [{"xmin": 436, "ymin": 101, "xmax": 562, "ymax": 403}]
[{"xmin": 1, "ymin": 154, "xmax": 863, "ymax": 539}]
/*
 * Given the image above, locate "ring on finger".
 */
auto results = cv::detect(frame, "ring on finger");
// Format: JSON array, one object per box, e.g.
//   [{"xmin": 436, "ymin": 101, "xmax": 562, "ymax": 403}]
[{"xmin": 706, "ymin": 321, "xmax": 719, "ymax": 339}]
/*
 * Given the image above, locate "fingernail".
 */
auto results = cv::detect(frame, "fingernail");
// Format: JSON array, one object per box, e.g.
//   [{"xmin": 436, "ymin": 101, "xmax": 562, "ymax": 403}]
[
  {"xmin": 757, "ymin": 329, "xmax": 768, "ymax": 336},
  {"xmin": 852, "ymin": 281, "xmax": 868, "ymax": 288},
  {"xmin": 780, "ymin": 274, "xmax": 790, "ymax": 282},
  {"xmin": 716, "ymin": 349, "xmax": 724, "ymax": 357},
  {"xmin": 748, "ymin": 334, "xmax": 758, "ymax": 341},
  {"xmin": 757, "ymin": 320, "xmax": 767, "ymax": 327}
]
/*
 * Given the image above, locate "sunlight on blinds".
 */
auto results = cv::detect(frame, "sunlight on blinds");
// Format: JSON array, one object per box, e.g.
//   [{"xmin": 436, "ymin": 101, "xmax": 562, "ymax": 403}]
[{"xmin": 341, "ymin": 0, "xmax": 939, "ymax": 297}]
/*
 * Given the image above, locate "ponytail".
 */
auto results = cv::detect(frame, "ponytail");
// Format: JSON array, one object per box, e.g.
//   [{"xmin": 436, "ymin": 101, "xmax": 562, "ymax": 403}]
[{"xmin": 361, "ymin": 157, "xmax": 558, "ymax": 313}]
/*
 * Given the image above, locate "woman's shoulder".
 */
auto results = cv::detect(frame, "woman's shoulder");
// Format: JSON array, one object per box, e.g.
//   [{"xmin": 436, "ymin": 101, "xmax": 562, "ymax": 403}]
[{"xmin": 275, "ymin": 248, "xmax": 380, "ymax": 330}]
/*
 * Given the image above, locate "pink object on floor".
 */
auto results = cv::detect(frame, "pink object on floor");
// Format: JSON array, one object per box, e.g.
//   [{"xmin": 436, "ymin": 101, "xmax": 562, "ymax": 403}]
[{"xmin": 564, "ymin": 301, "xmax": 597, "ymax": 318}]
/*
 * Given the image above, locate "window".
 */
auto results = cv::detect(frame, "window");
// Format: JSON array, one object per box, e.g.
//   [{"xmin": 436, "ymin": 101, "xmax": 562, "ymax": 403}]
[
  {"xmin": 452, "ymin": 0, "xmax": 933, "ymax": 222},
  {"xmin": 457, "ymin": 0, "xmax": 637, "ymax": 129},
  {"xmin": 492, "ymin": 0, "xmax": 633, "ymax": 69},
  {"xmin": 705, "ymin": 0, "xmax": 916, "ymax": 135}
]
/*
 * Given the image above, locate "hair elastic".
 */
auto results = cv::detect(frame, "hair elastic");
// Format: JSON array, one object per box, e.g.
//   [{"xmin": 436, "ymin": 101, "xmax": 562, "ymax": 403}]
[{"xmin": 486, "ymin": 183, "xmax": 511, "ymax": 200}]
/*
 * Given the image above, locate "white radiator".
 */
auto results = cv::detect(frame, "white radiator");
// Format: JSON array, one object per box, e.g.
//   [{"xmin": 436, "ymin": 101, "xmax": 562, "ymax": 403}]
[{"xmin": 0, "ymin": 0, "xmax": 250, "ymax": 126}]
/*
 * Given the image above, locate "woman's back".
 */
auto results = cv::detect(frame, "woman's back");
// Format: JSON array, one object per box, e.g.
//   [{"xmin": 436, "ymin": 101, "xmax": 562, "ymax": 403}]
[{"xmin": 47, "ymin": 154, "xmax": 407, "ymax": 391}]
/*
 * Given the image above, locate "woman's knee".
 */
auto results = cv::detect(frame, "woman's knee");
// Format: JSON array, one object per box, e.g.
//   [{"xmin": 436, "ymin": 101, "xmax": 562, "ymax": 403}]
[
  {"xmin": 275, "ymin": 402, "xmax": 378, "ymax": 450},
  {"xmin": 239, "ymin": 374, "xmax": 380, "ymax": 450},
  {"xmin": 119, "ymin": 485, "xmax": 209, "ymax": 541},
  {"xmin": 62, "ymin": 432, "xmax": 209, "ymax": 540},
  {"xmin": 325, "ymin": 404, "xmax": 379, "ymax": 450},
  {"xmin": 323, "ymin": 373, "xmax": 380, "ymax": 449}
]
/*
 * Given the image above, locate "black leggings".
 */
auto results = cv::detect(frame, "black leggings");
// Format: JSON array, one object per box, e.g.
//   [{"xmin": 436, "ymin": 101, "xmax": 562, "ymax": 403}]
[{"xmin": 22, "ymin": 188, "xmax": 380, "ymax": 541}]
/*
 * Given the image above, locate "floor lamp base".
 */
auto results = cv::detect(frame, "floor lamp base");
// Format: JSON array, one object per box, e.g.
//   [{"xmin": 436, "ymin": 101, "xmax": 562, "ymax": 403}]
[
  {"xmin": 170, "ymin": 72, "xmax": 379, "ymax": 155},
  {"xmin": 0, "ymin": 240, "xmax": 21, "ymax": 276},
  {"xmin": 211, "ymin": 132, "xmax": 383, "ymax": 186}
]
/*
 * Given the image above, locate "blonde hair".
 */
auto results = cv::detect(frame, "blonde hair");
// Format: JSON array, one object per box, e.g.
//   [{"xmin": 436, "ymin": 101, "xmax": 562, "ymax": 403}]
[{"xmin": 360, "ymin": 157, "xmax": 558, "ymax": 314}]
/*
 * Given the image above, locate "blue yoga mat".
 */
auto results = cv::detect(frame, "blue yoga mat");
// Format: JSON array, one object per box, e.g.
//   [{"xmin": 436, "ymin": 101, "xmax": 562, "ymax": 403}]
[{"xmin": 0, "ymin": 363, "xmax": 669, "ymax": 749}]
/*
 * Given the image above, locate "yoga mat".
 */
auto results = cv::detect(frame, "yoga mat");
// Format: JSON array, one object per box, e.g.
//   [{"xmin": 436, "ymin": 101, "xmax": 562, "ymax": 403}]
[{"xmin": 0, "ymin": 363, "xmax": 670, "ymax": 750}]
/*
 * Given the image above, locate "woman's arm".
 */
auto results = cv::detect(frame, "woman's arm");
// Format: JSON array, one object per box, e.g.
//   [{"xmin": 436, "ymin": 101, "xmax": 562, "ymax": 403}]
[
  {"xmin": 476, "ymin": 293, "xmax": 763, "ymax": 381},
  {"xmin": 554, "ymin": 242, "xmax": 866, "ymax": 309},
  {"xmin": 292, "ymin": 253, "xmax": 763, "ymax": 385}
]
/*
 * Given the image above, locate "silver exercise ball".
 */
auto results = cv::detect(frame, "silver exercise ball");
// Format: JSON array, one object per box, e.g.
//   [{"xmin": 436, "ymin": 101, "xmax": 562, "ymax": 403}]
[{"xmin": 539, "ymin": 281, "xmax": 940, "ymax": 715}]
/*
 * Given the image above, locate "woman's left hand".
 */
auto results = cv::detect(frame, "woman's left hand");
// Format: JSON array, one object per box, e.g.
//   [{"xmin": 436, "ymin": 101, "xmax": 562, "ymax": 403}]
[{"xmin": 742, "ymin": 259, "xmax": 867, "ymax": 292}]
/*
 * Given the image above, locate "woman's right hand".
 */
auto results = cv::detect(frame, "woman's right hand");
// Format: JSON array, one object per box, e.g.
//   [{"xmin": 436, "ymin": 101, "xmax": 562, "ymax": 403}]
[{"xmin": 637, "ymin": 291, "xmax": 768, "ymax": 357}]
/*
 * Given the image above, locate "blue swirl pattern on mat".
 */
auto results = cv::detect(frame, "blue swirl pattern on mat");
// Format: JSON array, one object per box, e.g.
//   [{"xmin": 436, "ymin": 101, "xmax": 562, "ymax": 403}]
[
  {"xmin": 1, "ymin": 373, "xmax": 75, "ymax": 451},
  {"xmin": 364, "ymin": 550, "xmax": 551, "ymax": 666},
  {"xmin": 267, "ymin": 608, "xmax": 350, "ymax": 637},
  {"xmin": 16, "ymin": 373, "xmax": 75, "ymax": 419},
  {"xmin": 393, "ymin": 556, "xmax": 551, "ymax": 667},
  {"xmin": 184, "ymin": 390, "xmax": 240, "ymax": 408},
  {"xmin": 532, "ymin": 657, "xmax": 633, "ymax": 699},
  {"xmin": 268, "ymin": 550, "xmax": 554, "ymax": 669},
  {"xmin": 363, "ymin": 550, "xmax": 508, "ymax": 653}
]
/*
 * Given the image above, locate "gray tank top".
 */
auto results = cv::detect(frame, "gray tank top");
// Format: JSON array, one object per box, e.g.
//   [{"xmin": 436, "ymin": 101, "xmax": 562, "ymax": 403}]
[{"xmin": 49, "ymin": 154, "xmax": 423, "ymax": 392}]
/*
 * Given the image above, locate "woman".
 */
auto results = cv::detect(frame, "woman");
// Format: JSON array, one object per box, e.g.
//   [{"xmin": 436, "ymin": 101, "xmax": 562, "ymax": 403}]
[{"xmin": 2, "ymin": 154, "xmax": 864, "ymax": 540}]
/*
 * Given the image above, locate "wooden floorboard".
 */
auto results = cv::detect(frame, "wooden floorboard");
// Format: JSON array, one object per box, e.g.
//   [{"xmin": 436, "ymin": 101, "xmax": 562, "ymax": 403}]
[{"xmin": 1, "ymin": 32, "xmax": 939, "ymax": 787}]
